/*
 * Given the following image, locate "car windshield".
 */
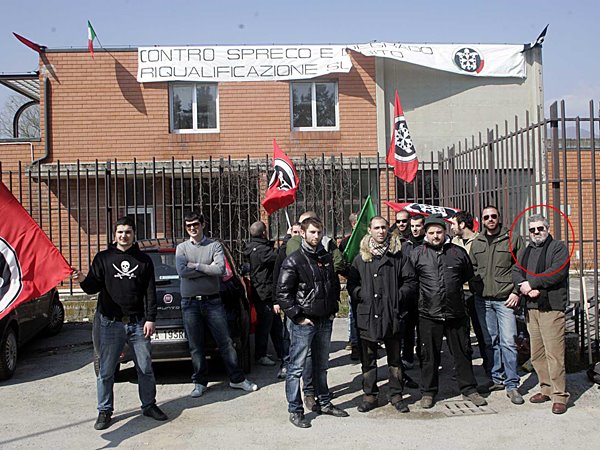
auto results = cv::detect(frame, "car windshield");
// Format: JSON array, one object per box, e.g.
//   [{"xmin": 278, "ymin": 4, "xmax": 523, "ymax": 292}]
[{"xmin": 149, "ymin": 253, "xmax": 179, "ymax": 282}]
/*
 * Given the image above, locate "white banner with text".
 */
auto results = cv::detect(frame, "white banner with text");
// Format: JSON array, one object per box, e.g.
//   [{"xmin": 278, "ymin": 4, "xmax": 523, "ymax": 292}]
[
  {"xmin": 137, "ymin": 45, "xmax": 352, "ymax": 82},
  {"xmin": 348, "ymin": 42, "xmax": 526, "ymax": 78}
]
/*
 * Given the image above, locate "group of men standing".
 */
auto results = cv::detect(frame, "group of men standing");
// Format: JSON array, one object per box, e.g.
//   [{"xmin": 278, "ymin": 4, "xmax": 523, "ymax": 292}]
[{"xmin": 73, "ymin": 201, "xmax": 571, "ymax": 431}]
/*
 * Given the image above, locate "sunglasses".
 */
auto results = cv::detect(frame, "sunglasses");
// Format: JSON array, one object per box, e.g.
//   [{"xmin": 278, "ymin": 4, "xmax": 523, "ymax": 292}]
[
  {"xmin": 529, "ymin": 226, "xmax": 546, "ymax": 233},
  {"xmin": 396, "ymin": 219, "xmax": 408, "ymax": 224},
  {"xmin": 483, "ymin": 214, "xmax": 498, "ymax": 220},
  {"xmin": 185, "ymin": 222, "xmax": 201, "ymax": 229}
]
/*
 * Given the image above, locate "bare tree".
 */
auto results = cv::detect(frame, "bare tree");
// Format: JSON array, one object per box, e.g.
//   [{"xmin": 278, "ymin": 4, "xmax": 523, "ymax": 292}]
[{"xmin": 0, "ymin": 95, "xmax": 40, "ymax": 139}]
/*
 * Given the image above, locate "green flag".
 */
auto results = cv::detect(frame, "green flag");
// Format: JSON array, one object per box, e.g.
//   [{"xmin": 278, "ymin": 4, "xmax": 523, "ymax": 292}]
[{"xmin": 342, "ymin": 195, "xmax": 377, "ymax": 264}]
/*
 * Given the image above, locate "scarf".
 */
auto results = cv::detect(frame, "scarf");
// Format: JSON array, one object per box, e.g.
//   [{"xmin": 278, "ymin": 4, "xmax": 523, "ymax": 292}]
[
  {"xmin": 368, "ymin": 236, "xmax": 389, "ymax": 257},
  {"xmin": 521, "ymin": 235, "xmax": 553, "ymax": 311}
]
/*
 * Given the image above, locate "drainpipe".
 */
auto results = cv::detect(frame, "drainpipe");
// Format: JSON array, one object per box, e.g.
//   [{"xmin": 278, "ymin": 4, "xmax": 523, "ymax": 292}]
[{"xmin": 31, "ymin": 76, "xmax": 50, "ymax": 166}]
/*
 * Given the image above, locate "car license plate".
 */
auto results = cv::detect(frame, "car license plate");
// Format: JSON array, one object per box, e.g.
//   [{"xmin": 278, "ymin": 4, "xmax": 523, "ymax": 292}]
[{"xmin": 152, "ymin": 329, "xmax": 187, "ymax": 341}]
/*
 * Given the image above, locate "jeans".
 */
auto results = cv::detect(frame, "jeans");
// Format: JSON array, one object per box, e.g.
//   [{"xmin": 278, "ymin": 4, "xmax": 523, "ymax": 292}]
[
  {"xmin": 419, "ymin": 316, "xmax": 478, "ymax": 396},
  {"xmin": 360, "ymin": 335, "xmax": 403, "ymax": 400},
  {"xmin": 286, "ymin": 317, "xmax": 333, "ymax": 413},
  {"xmin": 181, "ymin": 297, "xmax": 245, "ymax": 386},
  {"xmin": 475, "ymin": 295, "xmax": 520, "ymax": 389},
  {"xmin": 348, "ymin": 307, "xmax": 358, "ymax": 346},
  {"xmin": 402, "ymin": 306, "xmax": 418, "ymax": 364},
  {"xmin": 95, "ymin": 313, "xmax": 157, "ymax": 413},
  {"xmin": 284, "ymin": 316, "xmax": 314, "ymax": 395},
  {"xmin": 466, "ymin": 294, "xmax": 489, "ymax": 370}
]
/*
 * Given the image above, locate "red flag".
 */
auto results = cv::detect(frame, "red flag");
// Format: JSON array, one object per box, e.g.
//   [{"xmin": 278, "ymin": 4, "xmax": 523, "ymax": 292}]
[
  {"xmin": 387, "ymin": 90, "xmax": 419, "ymax": 183},
  {"xmin": 261, "ymin": 139, "xmax": 300, "ymax": 215},
  {"xmin": 0, "ymin": 181, "xmax": 72, "ymax": 320},
  {"xmin": 13, "ymin": 33, "xmax": 45, "ymax": 53}
]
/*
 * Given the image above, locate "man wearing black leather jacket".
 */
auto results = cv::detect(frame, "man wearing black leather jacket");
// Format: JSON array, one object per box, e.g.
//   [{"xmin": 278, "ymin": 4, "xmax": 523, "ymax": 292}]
[
  {"xmin": 410, "ymin": 215, "xmax": 487, "ymax": 409},
  {"xmin": 277, "ymin": 217, "xmax": 348, "ymax": 428}
]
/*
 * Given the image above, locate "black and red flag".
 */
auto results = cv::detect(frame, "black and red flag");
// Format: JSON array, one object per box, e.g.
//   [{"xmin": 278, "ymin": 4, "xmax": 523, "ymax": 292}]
[
  {"xmin": 0, "ymin": 181, "xmax": 72, "ymax": 320},
  {"xmin": 387, "ymin": 90, "xmax": 419, "ymax": 183},
  {"xmin": 384, "ymin": 201, "xmax": 479, "ymax": 232},
  {"xmin": 261, "ymin": 139, "xmax": 300, "ymax": 215}
]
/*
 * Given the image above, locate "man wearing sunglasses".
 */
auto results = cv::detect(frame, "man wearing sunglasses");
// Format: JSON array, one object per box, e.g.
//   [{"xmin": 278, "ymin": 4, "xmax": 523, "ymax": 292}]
[
  {"xmin": 391, "ymin": 210, "xmax": 411, "ymax": 241},
  {"xmin": 176, "ymin": 212, "xmax": 258, "ymax": 398},
  {"xmin": 469, "ymin": 205, "xmax": 525, "ymax": 405},
  {"xmin": 512, "ymin": 214, "xmax": 570, "ymax": 414}
]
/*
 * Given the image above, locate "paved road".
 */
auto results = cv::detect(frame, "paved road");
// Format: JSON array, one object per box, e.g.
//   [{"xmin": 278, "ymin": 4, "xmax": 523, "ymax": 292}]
[{"xmin": 0, "ymin": 320, "xmax": 598, "ymax": 449}]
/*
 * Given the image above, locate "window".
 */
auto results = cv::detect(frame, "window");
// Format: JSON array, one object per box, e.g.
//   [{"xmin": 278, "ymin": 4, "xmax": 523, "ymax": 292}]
[
  {"xmin": 170, "ymin": 83, "xmax": 218, "ymax": 133},
  {"xmin": 291, "ymin": 82, "xmax": 338, "ymax": 130},
  {"xmin": 127, "ymin": 207, "xmax": 155, "ymax": 240}
]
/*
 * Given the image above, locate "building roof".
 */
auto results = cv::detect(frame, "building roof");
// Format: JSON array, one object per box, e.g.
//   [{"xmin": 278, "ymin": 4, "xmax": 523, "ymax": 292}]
[{"xmin": 0, "ymin": 72, "xmax": 40, "ymax": 101}]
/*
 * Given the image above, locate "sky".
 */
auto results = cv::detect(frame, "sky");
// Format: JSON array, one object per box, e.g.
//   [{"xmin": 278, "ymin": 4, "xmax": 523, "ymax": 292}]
[{"xmin": 0, "ymin": 0, "xmax": 598, "ymax": 120}]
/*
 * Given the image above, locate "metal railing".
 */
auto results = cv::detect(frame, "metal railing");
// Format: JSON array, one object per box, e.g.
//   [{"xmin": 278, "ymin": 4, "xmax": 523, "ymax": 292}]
[{"xmin": 439, "ymin": 100, "xmax": 600, "ymax": 356}]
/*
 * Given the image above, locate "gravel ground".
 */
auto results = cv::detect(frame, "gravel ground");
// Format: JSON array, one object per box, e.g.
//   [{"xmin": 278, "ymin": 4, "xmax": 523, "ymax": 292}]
[{"xmin": 0, "ymin": 320, "xmax": 598, "ymax": 449}]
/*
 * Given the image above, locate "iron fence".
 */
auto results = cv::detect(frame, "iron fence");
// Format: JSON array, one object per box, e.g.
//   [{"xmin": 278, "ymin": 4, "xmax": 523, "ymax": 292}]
[
  {"xmin": 439, "ymin": 100, "xmax": 600, "ymax": 356},
  {"xmin": 0, "ymin": 152, "xmax": 439, "ymax": 289}
]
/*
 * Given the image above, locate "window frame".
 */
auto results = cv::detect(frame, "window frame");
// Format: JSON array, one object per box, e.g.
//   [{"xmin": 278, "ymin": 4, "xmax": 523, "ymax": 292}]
[
  {"xmin": 169, "ymin": 82, "xmax": 220, "ymax": 134},
  {"xmin": 290, "ymin": 81, "xmax": 339, "ymax": 131}
]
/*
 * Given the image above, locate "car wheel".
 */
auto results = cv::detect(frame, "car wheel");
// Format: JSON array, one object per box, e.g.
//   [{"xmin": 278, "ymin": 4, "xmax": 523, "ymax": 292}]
[
  {"xmin": 44, "ymin": 295, "xmax": 65, "ymax": 336},
  {"xmin": 0, "ymin": 327, "xmax": 18, "ymax": 381},
  {"xmin": 93, "ymin": 349, "xmax": 121, "ymax": 380}
]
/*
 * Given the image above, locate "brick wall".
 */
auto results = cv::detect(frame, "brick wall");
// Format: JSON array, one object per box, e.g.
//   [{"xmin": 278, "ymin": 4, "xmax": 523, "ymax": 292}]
[{"xmin": 37, "ymin": 50, "xmax": 377, "ymax": 163}]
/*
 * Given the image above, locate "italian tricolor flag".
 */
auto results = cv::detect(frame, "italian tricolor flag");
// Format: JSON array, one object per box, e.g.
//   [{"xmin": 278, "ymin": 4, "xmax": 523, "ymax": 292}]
[{"xmin": 87, "ymin": 21, "xmax": 97, "ymax": 58}]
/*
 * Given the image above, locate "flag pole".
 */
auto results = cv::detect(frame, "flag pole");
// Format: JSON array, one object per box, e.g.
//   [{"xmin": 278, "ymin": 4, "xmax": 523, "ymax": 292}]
[{"xmin": 284, "ymin": 209, "xmax": 292, "ymax": 229}]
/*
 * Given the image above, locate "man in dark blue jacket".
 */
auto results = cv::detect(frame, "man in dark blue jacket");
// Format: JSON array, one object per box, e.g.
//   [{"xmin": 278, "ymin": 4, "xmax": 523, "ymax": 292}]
[
  {"xmin": 512, "ymin": 214, "xmax": 570, "ymax": 414},
  {"xmin": 277, "ymin": 217, "xmax": 348, "ymax": 428},
  {"xmin": 410, "ymin": 215, "xmax": 487, "ymax": 409}
]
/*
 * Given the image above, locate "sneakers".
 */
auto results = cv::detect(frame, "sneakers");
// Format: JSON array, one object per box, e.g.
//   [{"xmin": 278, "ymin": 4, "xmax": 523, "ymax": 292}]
[
  {"xmin": 420, "ymin": 395, "xmax": 435, "ymax": 409},
  {"xmin": 463, "ymin": 392, "xmax": 488, "ymax": 407},
  {"xmin": 230, "ymin": 379, "xmax": 258, "ymax": 392},
  {"xmin": 277, "ymin": 366, "xmax": 288, "ymax": 379},
  {"xmin": 94, "ymin": 411, "xmax": 112, "ymax": 430},
  {"xmin": 304, "ymin": 394, "xmax": 320, "ymax": 412},
  {"xmin": 319, "ymin": 404, "xmax": 349, "ymax": 417},
  {"xmin": 256, "ymin": 356, "xmax": 276, "ymax": 366},
  {"xmin": 142, "ymin": 404, "xmax": 168, "ymax": 421},
  {"xmin": 191, "ymin": 383, "xmax": 207, "ymax": 398},
  {"xmin": 507, "ymin": 389, "xmax": 525, "ymax": 405},
  {"xmin": 289, "ymin": 412, "xmax": 311, "ymax": 428}
]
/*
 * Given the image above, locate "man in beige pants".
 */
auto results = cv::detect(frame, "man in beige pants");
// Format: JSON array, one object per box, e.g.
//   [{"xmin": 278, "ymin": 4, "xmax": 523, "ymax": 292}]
[{"xmin": 512, "ymin": 214, "xmax": 570, "ymax": 414}]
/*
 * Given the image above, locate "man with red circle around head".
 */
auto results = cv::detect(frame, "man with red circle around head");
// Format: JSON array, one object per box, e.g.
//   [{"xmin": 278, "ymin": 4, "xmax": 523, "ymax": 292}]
[
  {"xmin": 512, "ymin": 213, "xmax": 570, "ymax": 414},
  {"xmin": 470, "ymin": 206, "xmax": 525, "ymax": 405}
]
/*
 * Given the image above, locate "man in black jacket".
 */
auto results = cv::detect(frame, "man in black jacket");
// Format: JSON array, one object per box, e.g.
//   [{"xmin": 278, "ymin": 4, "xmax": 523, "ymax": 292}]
[
  {"xmin": 277, "ymin": 217, "xmax": 348, "ymax": 428},
  {"xmin": 347, "ymin": 216, "xmax": 418, "ymax": 413},
  {"xmin": 410, "ymin": 215, "xmax": 487, "ymax": 409},
  {"xmin": 72, "ymin": 217, "xmax": 167, "ymax": 430},
  {"xmin": 512, "ymin": 214, "xmax": 570, "ymax": 414},
  {"xmin": 243, "ymin": 221, "xmax": 284, "ymax": 368}
]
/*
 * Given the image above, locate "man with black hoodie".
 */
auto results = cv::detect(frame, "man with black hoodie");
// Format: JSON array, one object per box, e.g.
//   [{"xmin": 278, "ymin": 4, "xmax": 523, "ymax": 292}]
[
  {"xmin": 72, "ymin": 217, "xmax": 167, "ymax": 430},
  {"xmin": 243, "ymin": 221, "xmax": 284, "ymax": 368}
]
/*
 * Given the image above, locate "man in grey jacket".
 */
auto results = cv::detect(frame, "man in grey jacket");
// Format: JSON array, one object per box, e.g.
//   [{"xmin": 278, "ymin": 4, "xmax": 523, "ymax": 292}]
[
  {"xmin": 176, "ymin": 211, "xmax": 257, "ymax": 398},
  {"xmin": 512, "ymin": 214, "xmax": 570, "ymax": 414}
]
